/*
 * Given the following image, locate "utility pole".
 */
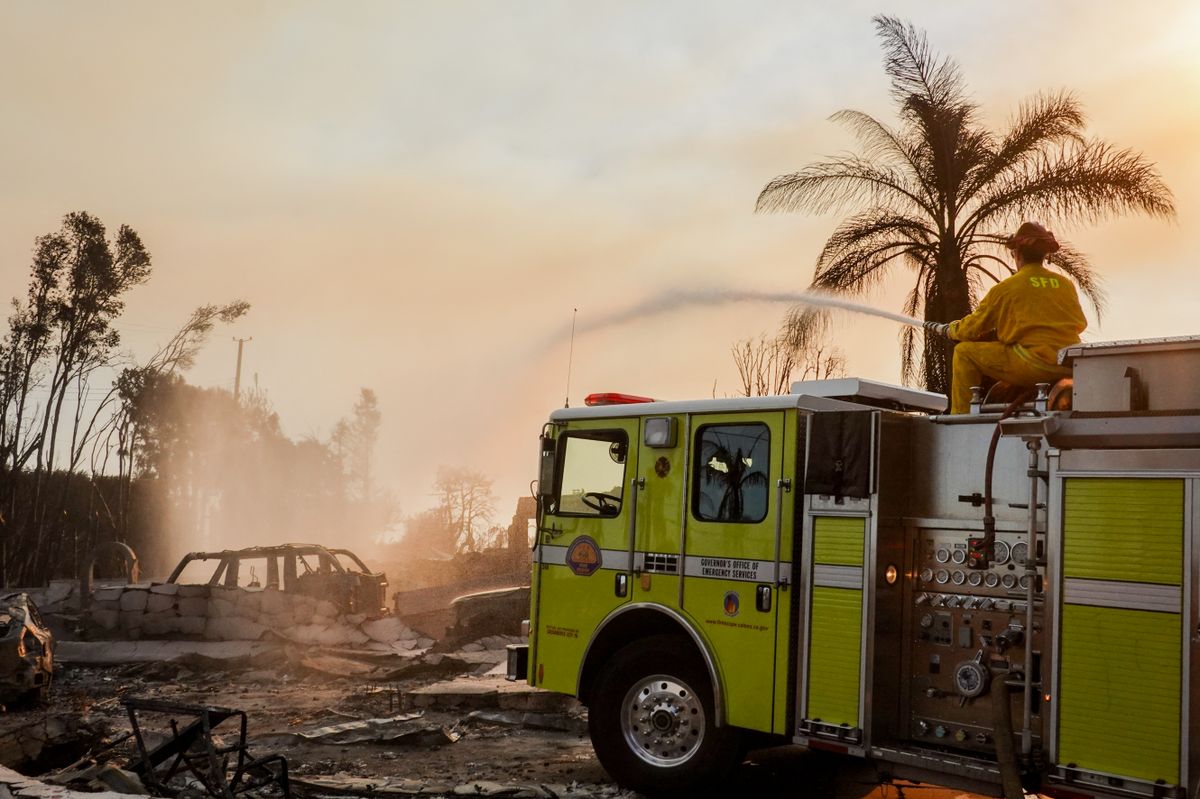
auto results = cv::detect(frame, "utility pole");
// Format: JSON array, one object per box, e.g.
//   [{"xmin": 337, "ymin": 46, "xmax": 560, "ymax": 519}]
[{"xmin": 233, "ymin": 337, "xmax": 252, "ymax": 401}]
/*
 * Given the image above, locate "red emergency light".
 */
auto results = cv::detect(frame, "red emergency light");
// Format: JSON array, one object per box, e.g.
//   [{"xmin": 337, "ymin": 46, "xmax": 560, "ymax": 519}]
[{"xmin": 584, "ymin": 392, "xmax": 655, "ymax": 407}]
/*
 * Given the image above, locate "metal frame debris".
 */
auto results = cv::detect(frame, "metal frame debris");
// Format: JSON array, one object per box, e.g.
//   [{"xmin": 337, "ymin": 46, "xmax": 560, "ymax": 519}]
[{"xmin": 123, "ymin": 697, "xmax": 290, "ymax": 798}]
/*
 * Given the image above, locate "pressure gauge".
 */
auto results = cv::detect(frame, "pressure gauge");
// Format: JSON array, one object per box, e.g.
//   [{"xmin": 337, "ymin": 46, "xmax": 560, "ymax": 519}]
[
  {"xmin": 951, "ymin": 549, "xmax": 966, "ymax": 565},
  {"xmin": 919, "ymin": 613, "xmax": 934, "ymax": 628},
  {"xmin": 1011, "ymin": 542, "xmax": 1028, "ymax": 565},
  {"xmin": 984, "ymin": 572, "xmax": 1000, "ymax": 588},
  {"xmin": 935, "ymin": 569, "xmax": 950, "ymax": 584},
  {"xmin": 1018, "ymin": 575, "xmax": 1032, "ymax": 590},
  {"xmin": 967, "ymin": 571, "xmax": 983, "ymax": 587},
  {"xmin": 953, "ymin": 660, "xmax": 990, "ymax": 699},
  {"xmin": 951, "ymin": 570, "xmax": 966, "ymax": 586},
  {"xmin": 920, "ymin": 568, "xmax": 934, "ymax": 583},
  {"xmin": 1002, "ymin": 573, "xmax": 1017, "ymax": 590},
  {"xmin": 993, "ymin": 541, "xmax": 1011, "ymax": 565},
  {"xmin": 935, "ymin": 548, "xmax": 951, "ymax": 564}
]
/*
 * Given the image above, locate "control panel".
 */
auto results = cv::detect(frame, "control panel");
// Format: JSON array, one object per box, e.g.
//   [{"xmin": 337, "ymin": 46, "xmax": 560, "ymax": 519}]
[{"xmin": 905, "ymin": 528, "xmax": 1044, "ymax": 754}]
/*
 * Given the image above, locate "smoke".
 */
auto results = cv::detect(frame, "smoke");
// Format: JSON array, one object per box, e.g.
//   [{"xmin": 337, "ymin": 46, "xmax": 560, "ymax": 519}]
[{"xmin": 555, "ymin": 288, "xmax": 924, "ymax": 342}]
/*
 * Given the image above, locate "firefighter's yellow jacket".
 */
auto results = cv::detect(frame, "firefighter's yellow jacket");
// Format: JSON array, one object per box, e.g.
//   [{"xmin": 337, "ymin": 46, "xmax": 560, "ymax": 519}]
[{"xmin": 948, "ymin": 263, "xmax": 1087, "ymax": 366}]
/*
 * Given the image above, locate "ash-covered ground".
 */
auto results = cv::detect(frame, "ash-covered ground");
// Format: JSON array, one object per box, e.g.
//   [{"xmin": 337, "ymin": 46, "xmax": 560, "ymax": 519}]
[{"xmin": 0, "ymin": 637, "xmax": 999, "ymax": 799}]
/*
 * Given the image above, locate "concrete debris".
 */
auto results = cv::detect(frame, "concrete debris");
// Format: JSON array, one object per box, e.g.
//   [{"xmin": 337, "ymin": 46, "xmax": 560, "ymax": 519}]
[
  {"xmin": 464, "ymin": 710, "xmax": 586, "ymax": 734},
  {"xmin": 360, "ymin": 616, "xmax": 414, "ymax": 644},
  {"xmin": 55, "ymin": 641, "xmax": 277, "ymax": 667},
  {"xmin": 295, "ymin": 713, "xmax": 458, "ymax": 747},
  {"xmin": 87, "ymin": 583, "xmax": 429, "ymax": 649},
  {"xmin": 0, "ymin": 763, "xmax": 144, "ymax": 799},
  {"xmin": 22, "ymin": 581, "xmax": 81, "ymax": 616},
  {"xmin": 91, "ymin": 767, "xmax": 147, "ymax": 796},
  {"xmin": 289, "ymin": 776, "xmax": 456, "ymax": 797},
  {"xmin": 402, "ymin": 676, "xmax": 574, "ymax": 714},
  {"xmin": 0, "ymin": 715, "xmax": 109, "ymax": 777},
  {"xmin": 299, "ymin": 654, "xmax": 381, "ymax": 678},
  {"xmin": 290, "ymin": 777, "xmax": 631, "ymax": 799}
]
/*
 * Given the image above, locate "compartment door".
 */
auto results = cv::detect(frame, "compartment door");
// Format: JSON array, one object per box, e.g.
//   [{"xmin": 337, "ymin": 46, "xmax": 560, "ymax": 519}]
[
  {"xmin": 1056, "ymin": 477, "xmax": 1184, "ymax": 788},
  {"xmin": 802, "ymin": 514, "xmax": 867, "ymax": 741}
]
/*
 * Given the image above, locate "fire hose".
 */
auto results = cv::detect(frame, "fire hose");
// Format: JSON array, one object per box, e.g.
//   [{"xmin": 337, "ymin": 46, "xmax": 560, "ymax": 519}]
[{"xmin": 981, "ymin": 392, "xmax": 1038, "ymax": 799}]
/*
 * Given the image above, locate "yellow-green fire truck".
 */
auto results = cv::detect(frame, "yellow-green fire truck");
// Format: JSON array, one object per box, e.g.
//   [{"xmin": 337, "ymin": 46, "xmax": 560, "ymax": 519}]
[{"xmin": 508, "ymin": 335, "xmax": 1200, "ymax": 799}]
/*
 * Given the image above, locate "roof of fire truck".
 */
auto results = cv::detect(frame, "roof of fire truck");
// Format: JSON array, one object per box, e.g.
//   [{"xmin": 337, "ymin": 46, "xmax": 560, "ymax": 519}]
[{"xmin": 550, "ymin": 377, "xmax": 945, "ymax": 421}]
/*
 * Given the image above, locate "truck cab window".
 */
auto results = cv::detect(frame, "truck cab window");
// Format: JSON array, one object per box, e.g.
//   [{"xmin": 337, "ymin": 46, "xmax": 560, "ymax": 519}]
[
  {"xmin": 556, "ymin": 431, "xmax": 628, "ymax": 517},
  {"xmin": 692, "ymin": 423, "xmax": 770, "ymax": 523}
]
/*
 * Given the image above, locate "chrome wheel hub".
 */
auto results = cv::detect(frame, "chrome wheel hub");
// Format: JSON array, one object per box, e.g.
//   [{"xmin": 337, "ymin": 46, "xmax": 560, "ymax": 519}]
[{"xmin": 620, "ymin": 674, "xmax": 705, "ymax": 767}]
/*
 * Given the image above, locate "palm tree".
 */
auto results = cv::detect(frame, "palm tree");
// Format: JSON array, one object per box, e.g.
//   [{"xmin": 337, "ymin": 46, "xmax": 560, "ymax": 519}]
[
  {"xmin": 701, "ymin": 438, "xmax": 768, "ymax": 521},
  {"xmin": 756, "ymin": 16, "xmax": 1175, "ymax": 393}
]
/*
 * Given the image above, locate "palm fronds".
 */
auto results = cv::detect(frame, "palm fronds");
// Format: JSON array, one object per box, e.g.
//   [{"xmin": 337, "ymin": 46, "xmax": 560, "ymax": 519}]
[{"xmin": 757, "ymin": 15, "xmax": 1174, "ymax": 393}]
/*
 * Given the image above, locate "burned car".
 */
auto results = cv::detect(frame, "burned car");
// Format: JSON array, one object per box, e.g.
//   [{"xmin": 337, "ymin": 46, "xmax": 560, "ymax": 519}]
[
  {"xmin": 167, "ymin": 544, "xmax": 388, "ymax": 615},
  {"xmin": 445, "ymin": 585, "xmax": 530, "ymax": 644},
  {"xmin": 0, "ymin": 592, "xmax": 53, "ymax": 704}
]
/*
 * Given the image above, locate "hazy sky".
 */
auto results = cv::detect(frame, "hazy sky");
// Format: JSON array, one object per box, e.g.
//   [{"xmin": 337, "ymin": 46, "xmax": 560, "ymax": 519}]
[{"xmin": 3, "ymin": 2, "xmax": 1198, "ymax": 521}]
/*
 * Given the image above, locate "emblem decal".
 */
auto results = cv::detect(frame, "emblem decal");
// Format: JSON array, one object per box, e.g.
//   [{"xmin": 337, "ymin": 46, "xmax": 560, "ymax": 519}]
[
  {"xmin": 723, "ymin": 590, "xmax": 740, "ymax": 617},
  {"xmin": 566, "ymin": 535, "xmax": 602, "ymax": 576},
  {"xmin": 654, "ymin": 456, "xmax": 671, "ymax": 478}
]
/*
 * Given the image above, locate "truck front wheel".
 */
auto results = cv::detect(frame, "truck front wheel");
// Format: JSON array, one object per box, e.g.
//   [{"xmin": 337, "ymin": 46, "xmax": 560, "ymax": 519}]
[{"xmin": 588, "ymin": 635, "xmax": 740, "ymax": 796}]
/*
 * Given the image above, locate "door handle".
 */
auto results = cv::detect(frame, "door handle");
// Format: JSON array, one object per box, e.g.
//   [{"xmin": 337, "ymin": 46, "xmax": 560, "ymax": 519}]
[
  {"xmin": 627, "ymin": 477, "xmax": 645, "ymax": 574},
  {"xmin": 756, "ymin": 584, "xmax": 772, "ymax": 612},
  {"xmin": 615, "ymin": 573, "xmax": 629, "ymax": 598},
  {"xmin": 773, "ymin": 478, "xmax": 792, "ymax": 586}
]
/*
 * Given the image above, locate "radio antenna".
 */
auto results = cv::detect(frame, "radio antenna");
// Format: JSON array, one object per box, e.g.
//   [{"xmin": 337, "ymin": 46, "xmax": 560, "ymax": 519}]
[{"xmin": 564, "ymin": 308, "xmax": 577, "ymax": 408}]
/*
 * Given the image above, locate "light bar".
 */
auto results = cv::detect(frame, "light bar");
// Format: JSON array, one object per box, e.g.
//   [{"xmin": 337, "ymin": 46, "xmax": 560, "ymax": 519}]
[{"xmin": 584, "ymin": 392, "xmax": 655, "ymax": 407}]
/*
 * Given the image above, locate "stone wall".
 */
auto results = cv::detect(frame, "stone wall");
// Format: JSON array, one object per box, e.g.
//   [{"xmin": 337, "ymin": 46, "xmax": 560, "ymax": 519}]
[
  {"xmin": 87, "ymin": 583, "xmax": 432, "ymax": 650},
  {"xmin": 19, "ymin": 579, "xmax": 81, "ymax": 616}
]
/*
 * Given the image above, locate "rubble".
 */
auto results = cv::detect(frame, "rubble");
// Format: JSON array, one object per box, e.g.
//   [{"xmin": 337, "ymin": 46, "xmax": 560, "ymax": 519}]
[
  {"xmin": 0, "ymin": 639, "xmax": 929, "ymax": 799},
  {"xmin": 0, "ymin": 593, "xmax": 54, "ymax": 705},
  {"xmin": 289, "ymin": 776, "xmax": 636, "ymax": 799},
  {"xmin": 0, "ymin": 543, "xmax": 938, "ymax": 799},
  {"xmin": 123, "ymin": 697, "xmax": 290, "ymax": 798},
  {"xmin": 0, "ymin": 714, "xmax": 110, "ymax": 774},
  {"xmin": 464, "ymin": 710, "xmax": 586, "ymax": 734},
  {"xmin": 84, "ymin": 584, "xmax": 431, "ymax": 648},
  {"xmin": 0, "ymin": 763, "xmax": 144, "ymax": 799},
  {"xmin": 294, "ymin": 713, "xmax": 457, "ymax": 747},
  {"xmin": 401, "ymin": 675, "xmax": 573, "ymax": 714}
]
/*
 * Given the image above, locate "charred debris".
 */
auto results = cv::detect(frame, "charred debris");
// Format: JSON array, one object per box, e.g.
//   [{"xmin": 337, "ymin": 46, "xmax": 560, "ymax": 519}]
[{"xmin": 0, "ymin": 531, "xmax": 590, "ymax": 799}]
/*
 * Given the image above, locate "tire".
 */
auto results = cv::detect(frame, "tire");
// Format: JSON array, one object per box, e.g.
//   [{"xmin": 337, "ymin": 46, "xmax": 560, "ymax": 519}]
[{"xmin": 588, "ymin": 635, "xmax": 740, "ymax": 797}]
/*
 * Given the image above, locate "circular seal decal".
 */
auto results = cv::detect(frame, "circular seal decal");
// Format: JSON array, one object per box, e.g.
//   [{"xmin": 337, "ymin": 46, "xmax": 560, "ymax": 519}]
[
  {"xmin": 566, "ymin": 535, "xmax": 602, "ymax": 576},
  {"xmin": 723, "ymin": 591, "xmax": 740, "ymax": 617},
  {"xmin": 654, "ymin": 456, "xmax": 671, "ymax": 478}
]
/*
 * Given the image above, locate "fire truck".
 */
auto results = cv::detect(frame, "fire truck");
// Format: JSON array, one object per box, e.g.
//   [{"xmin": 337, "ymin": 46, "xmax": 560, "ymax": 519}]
[{"xmin": 507, "ymin": 335, "xmax": 1200, "ymax": 798}]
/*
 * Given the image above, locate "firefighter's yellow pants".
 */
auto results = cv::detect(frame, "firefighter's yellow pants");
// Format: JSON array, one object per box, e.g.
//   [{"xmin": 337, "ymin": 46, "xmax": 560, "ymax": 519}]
[{"xmin": 950, "ymin": 342, "xmax": 1071, "ymax": 414}]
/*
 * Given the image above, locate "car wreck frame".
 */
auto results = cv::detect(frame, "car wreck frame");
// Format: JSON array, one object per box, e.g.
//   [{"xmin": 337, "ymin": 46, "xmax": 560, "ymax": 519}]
[
  {"xmin": 0, "ymin": 592, "xmax": 53, "ymax": 704},
  {"xmin": 166, "ymin": 544, "xmax": 388, "ymax": 615}
]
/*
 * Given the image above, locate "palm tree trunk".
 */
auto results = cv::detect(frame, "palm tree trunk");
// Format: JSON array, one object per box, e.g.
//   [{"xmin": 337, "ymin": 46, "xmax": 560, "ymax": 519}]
[{"xmin": 927, "ymin": 245, "xmax": 973, "ymax": 394}]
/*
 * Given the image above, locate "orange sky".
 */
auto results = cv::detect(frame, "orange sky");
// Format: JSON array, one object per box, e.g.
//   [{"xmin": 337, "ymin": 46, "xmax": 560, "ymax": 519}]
[{"xmin": 2, "ymin": 1, "xmax": 1198, "ymax": 524}]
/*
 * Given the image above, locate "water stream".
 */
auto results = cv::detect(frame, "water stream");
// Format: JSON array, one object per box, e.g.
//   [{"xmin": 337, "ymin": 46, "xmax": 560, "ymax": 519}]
[{"xmin": 572, "ymin": 288, "xmax": 923, "ymax": 337}]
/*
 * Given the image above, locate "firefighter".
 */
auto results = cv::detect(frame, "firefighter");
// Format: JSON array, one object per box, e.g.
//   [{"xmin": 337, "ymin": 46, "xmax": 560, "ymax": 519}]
[{"xmin": 925, "ymin": 222, "xmax": 1087, "ymax": 414}]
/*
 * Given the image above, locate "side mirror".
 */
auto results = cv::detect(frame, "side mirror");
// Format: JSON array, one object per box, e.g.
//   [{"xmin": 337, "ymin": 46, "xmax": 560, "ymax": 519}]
[{"xmin": 537, "ymin": 433, "xmax": 557, "ymax": 503}]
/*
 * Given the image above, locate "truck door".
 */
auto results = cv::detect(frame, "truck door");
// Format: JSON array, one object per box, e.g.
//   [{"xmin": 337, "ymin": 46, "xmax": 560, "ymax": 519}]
[
  {"xmin": 676, "ymin": 411, "xmax": 795, "ymax": 734},
  {"xmin": 532, "ymin": 418, "xmax": 640, "ymax": 696}
]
